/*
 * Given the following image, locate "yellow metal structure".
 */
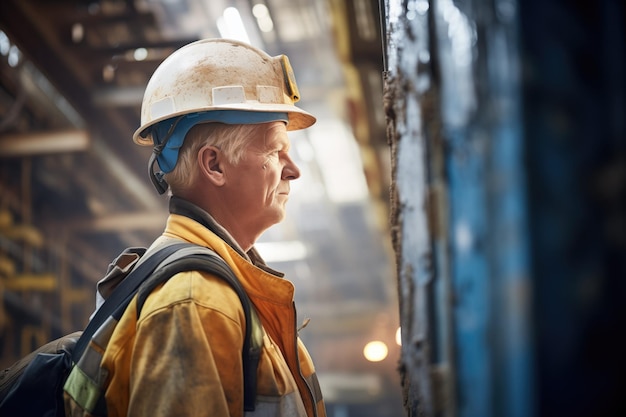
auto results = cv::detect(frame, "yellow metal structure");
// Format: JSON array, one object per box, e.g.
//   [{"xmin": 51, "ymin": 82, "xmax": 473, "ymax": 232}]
[{"xmin": 3, "ymin": 273, "xmax": 57, "ymax": 291}]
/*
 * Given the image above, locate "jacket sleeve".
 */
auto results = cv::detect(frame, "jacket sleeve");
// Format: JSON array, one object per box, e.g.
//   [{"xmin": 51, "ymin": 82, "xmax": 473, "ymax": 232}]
[{"xmin": 127, "ymin": 274, "xmax": 246, "ymax": 417}]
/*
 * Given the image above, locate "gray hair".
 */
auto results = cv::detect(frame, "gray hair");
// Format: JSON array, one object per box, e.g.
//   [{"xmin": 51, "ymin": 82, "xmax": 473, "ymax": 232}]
[{"xmin": 165, "ymin": 122, "xmax": 263, "ymax": 194}]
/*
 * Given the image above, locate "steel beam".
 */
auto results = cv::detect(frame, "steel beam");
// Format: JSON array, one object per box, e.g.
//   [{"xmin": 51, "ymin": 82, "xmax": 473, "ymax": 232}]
[{"xmin": 0, "ymin": 130, "xmax": 89, "ymax": 156}]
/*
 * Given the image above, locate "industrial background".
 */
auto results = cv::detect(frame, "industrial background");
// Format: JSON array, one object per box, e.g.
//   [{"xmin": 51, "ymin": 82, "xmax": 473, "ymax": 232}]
[
  {"xmin": 0, "ymin": 1, "xmax": 625, "ymax": 417},
  {"xmin": 0, "ymin": 1, "xmax": 400, "ymax": 416}
]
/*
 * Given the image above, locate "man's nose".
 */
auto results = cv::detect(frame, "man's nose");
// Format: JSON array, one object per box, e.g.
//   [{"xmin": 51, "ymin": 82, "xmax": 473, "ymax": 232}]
[{"xmin": 283, "ymin": 156, "xmax": 301, "ymax": 180}]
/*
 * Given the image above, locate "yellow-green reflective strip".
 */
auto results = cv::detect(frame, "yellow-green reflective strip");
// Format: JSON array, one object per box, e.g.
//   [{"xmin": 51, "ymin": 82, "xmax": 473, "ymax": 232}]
[
  {"xmin": 250, "ymin": 310, "xmax": 263, "ymax": 350},
  {"xmin": 64, "ymin": 365, "xmax": 102, "ymax": 412}
]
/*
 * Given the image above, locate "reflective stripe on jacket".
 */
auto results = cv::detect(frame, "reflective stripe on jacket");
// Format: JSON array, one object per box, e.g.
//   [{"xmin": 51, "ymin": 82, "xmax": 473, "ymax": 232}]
[{"xmin": 101, "ymin": 198, "xmax": 326, "ymax": 417}]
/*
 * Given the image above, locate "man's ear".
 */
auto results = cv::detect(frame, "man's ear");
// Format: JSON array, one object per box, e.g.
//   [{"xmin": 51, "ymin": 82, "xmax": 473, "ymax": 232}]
[{"xmin": 198, "ymin": 145, "xmax": 226, "ymax": 186}]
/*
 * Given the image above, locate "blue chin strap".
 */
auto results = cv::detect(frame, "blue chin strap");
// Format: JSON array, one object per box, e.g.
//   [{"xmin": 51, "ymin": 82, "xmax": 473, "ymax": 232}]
[{"xmin": 147, "ymin": 110, "xmax": 288, "ymax": 194}]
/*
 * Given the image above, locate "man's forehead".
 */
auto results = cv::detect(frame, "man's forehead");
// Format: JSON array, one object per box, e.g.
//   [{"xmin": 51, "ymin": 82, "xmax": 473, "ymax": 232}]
[{"xmin": 259, "ymin": 122, "xmax": 290, "ymax": 145}]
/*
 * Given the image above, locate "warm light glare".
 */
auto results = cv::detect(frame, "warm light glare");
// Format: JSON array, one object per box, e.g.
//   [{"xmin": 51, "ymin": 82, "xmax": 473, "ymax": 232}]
[
  {"xmin": 308, "ymin": 121, "xmax": 369, "ymax": 204},
  {"xmin": 71, "ymin": 23, "xmax": 84, "ymax": 43},
  {"xmin": 252, "ymin": 4, "xmax": 274, "ymax": 33},
  {"xmin": 395, "ymin": 327, "xmax": 402, "ymax": 346},
  {"xmin": 363, "ymin": 341, "xmax": 388, "ymax": 362},
  {"xmin": 133, "ymin": 48, "xmax": 148, "ymax": 61},
  {"xmin": 217, "ymin": 7, "xmax": 251, "ymax": 44},
  {"xmin": 255, "ymin": 241, "xmax": 307, "ymax": 263}
]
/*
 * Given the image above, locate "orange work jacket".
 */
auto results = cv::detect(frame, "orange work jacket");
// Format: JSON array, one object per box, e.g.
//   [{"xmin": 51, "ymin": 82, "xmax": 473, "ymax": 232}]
[{"xmin": 100, "ymin": 199, "xmax": 326, "ymax": 417}]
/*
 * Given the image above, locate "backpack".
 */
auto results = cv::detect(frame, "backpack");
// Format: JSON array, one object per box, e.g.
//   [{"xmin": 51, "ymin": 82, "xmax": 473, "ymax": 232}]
[{"xmin": 0, "ymin": 242, "xmax": 262, "ymax": 417}]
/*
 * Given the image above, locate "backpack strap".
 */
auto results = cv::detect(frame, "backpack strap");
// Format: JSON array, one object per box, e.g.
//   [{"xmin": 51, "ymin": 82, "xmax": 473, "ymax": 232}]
[
  {"xmin": 133, "ymin": 245, "xmax": 262, "ymax": 412},
  {"xmin": 70, "ymin": 241, "xmax": 262, "ymax": 412},
  {"xmin": 73, "ymin": 242, "xmax": 192, "ymax": 363}
]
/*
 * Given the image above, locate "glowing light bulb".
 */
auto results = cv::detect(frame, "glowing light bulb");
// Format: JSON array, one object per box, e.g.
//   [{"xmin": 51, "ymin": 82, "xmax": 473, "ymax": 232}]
[{"xmin": 363, "ymin": 341, "xmax": 388, "ymax": 362}]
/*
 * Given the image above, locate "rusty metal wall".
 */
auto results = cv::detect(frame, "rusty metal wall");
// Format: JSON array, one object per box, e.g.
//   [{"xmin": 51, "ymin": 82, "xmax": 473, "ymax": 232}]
[{"xmin": 383, "ymin": 0, "xmax": 625, "ymax": 416}]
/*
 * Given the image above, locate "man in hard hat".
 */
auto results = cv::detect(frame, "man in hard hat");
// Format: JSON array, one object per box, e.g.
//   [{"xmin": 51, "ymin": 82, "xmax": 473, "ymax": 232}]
[{"xmin": 67, "ymin": 39, "xmax": 325, "ymax": 417}]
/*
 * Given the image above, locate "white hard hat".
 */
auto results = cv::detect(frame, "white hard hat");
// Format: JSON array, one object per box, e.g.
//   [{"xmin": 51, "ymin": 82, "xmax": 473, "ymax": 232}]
[{"xmin": 133, "ymin": 38, "xmax": 316, "ymax": 146}]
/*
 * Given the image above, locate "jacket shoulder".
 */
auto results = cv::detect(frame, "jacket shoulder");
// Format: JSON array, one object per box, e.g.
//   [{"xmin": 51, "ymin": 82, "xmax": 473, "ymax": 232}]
[{"xmin": 138, "ymin": 270, "xmax": 244, "ymax": 324}]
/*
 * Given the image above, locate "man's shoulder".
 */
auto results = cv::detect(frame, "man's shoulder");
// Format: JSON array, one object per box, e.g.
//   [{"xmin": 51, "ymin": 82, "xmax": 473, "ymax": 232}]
[{"xmin": 138, "ymin": 270, "xmax": 244, "ymax": 322}]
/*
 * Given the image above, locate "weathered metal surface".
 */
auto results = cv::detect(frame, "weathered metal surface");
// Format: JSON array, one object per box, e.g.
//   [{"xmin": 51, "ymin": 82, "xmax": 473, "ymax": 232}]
[
  {"xmin": 384, "ymin": 0, "xmax": 533, "ymax": 416},
  {"xmin": 385, "ymin": 0, "xmax": 625, "ymax": 416},
  {"xmin": 383, "ymin": 0, "xmax": 447, "ymax": 415}
]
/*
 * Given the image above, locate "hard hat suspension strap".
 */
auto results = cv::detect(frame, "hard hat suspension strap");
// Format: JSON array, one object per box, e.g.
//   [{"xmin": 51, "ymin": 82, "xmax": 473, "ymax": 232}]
[{"xmin": 148, "ymin": 116, "xmax": 184, "ymax": 194}]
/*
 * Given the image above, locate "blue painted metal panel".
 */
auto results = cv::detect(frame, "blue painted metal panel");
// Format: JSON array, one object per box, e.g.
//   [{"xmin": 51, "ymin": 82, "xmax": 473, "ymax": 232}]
[
  {"xmin": 447, "ymin": 128, "xmax": 493, "ymax": 417},
  {"xmin": 435, "ymin": 1, "xmax": 534, "ymax": 416},
  {"xmin": 386, "ymin": 0, "xmax": 624, "ymax": 416}
]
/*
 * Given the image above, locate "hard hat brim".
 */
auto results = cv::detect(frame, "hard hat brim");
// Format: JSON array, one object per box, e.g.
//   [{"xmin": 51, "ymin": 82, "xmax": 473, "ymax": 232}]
[{"xmin": 133, "ymin": 105, "xmax": 316, "ymax": 146}]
